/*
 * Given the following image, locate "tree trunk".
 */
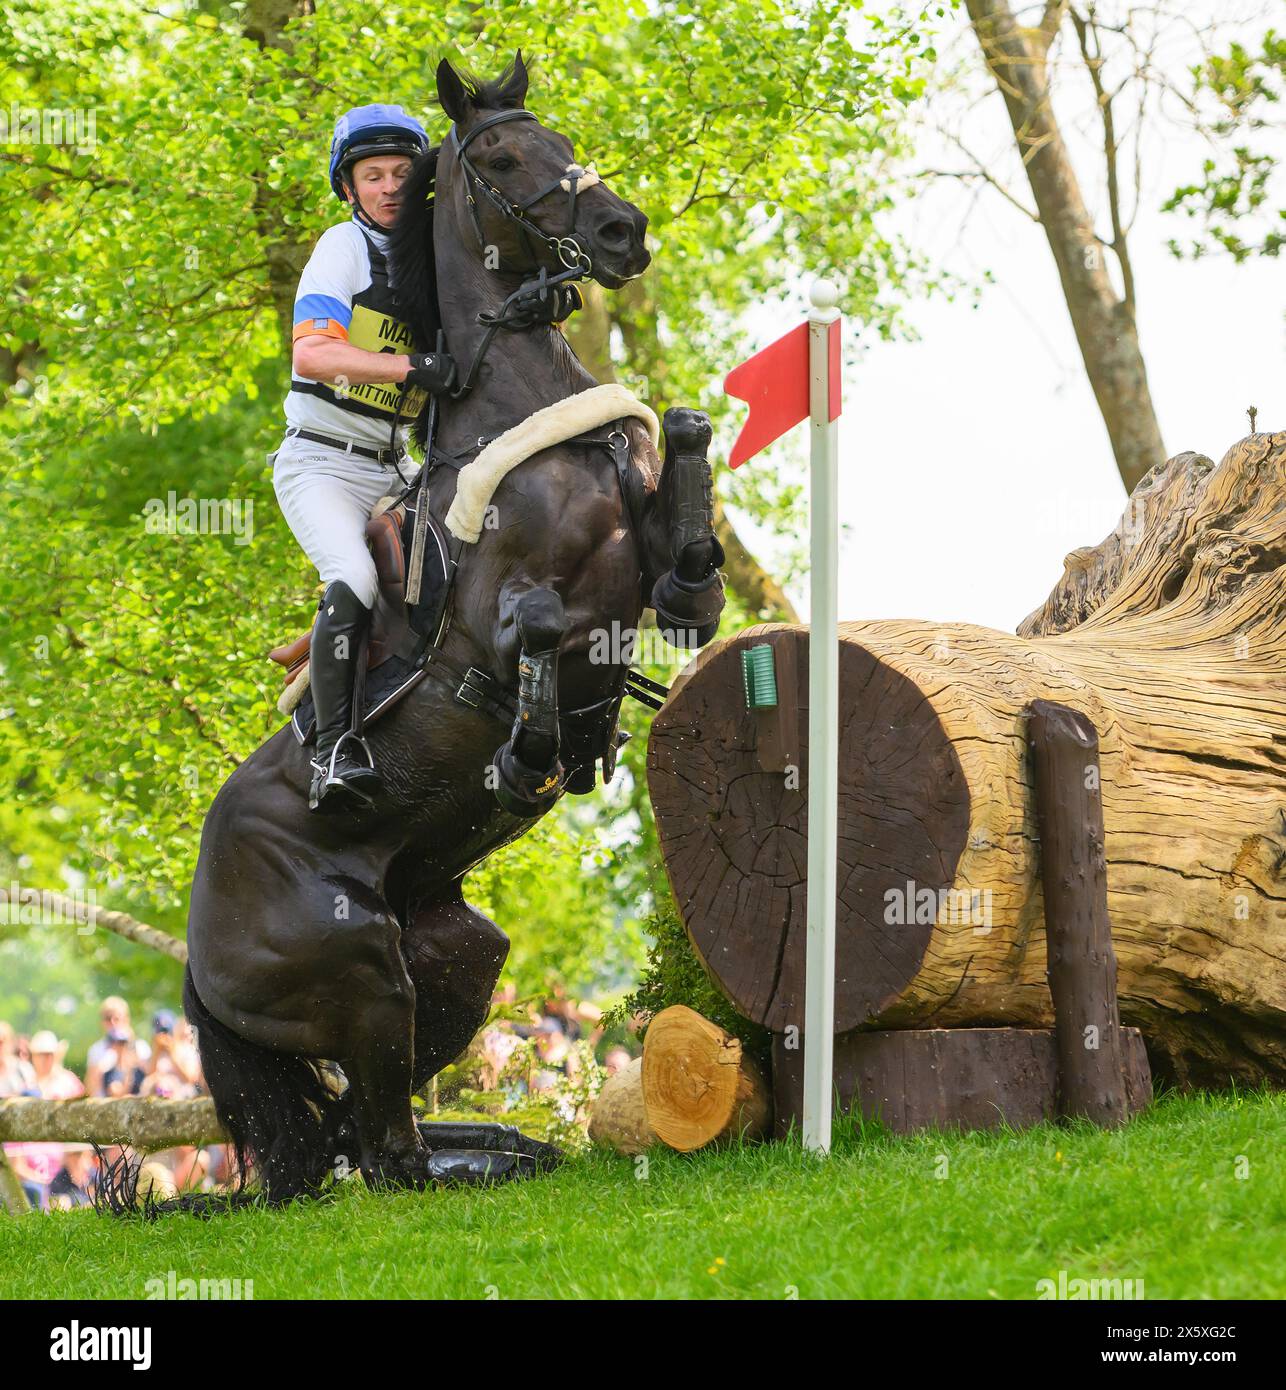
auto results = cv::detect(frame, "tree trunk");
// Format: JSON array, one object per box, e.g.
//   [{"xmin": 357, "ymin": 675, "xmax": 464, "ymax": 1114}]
[
  {"xmin": 242, "ymin": 0, "xmax": 315, "ymax": 352},
  {"xmin": 0, "ymin": 1097, "xmax": 224, "ymax": 1148},
  {"xmin": 647, "ymin": 432, "xmax": 1286, "ymax": 1088},
  {"xmin": 965, "ymin": 0, "xmax": 1165, "ymax": 493}
]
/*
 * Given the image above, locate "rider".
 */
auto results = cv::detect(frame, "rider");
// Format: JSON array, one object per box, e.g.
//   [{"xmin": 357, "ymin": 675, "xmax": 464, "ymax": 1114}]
[
  {"xmin": 276, "ymin": 104, "xmax": 458, "ymax": 815},
  {"xmin": 278, "ymin": 103, "xmax": 585, "ymax": 816}
]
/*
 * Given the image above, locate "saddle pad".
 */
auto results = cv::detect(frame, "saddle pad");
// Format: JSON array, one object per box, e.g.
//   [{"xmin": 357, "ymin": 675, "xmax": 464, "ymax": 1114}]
[
  {"xmin": 445, "ymin": 383, "xmax": 659, "ymax": 543},
  {"xmin": 290, "ymin": 655, "xmax": 426, "ymax": 745}
]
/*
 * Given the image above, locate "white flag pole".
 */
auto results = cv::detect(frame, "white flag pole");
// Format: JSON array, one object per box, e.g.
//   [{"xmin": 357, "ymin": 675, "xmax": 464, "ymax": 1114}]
[{"xmin": 803, "ymin": 278, "xmax": 840, "ymax": 1155}]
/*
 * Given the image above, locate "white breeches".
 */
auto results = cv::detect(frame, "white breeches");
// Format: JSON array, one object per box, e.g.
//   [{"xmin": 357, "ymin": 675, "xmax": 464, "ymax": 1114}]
[{"xmin": 272, "ymin": 431, "xmax": 410, "ymax": 610}]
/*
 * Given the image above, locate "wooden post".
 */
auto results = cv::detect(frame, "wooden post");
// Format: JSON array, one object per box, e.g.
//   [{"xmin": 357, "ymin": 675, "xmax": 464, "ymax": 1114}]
[{"xmin": 1028, "ymin": 699, "xmax": 1130, "ymax": 1126}]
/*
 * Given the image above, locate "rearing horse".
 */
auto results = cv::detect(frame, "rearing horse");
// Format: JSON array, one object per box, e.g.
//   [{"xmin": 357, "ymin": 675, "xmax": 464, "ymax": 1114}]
[{"xmin": 154, "ymin": 54, "xmax": 726, "ymax": 1206}]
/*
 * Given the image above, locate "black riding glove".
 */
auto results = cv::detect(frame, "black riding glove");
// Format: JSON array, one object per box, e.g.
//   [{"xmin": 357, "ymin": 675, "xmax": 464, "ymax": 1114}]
[
  {"xmin": 404, "ymin": 351, "xmax": 458, "ymax": 396},
  {"xmin": 508, "ymin": 282, "xmax": 583, "ymax": 330}
]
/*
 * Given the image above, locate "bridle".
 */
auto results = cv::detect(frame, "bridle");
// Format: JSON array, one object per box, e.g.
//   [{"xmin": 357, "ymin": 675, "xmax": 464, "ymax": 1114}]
[
  {"xmin": 439, "ymin": 109, "xmax": 601, "ymax": 399},
  {"xmin": 388, "ymin": 106, "xmax": 606, "ymax": 450},
  {"xmin": 449, "ymin": 108, "xmax": 596, "ymax": 281}
]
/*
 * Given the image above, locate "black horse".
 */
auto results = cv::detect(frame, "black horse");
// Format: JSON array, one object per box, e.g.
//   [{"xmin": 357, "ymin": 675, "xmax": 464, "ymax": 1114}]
[{"xmin": 129, "ymin": 55, "xmax": 725, "ymax": 1209}]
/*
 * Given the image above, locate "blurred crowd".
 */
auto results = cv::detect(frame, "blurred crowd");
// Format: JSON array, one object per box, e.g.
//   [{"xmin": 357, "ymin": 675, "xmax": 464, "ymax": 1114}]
[
  {"xmin": 2, "ymin": 986, "xmax": 636, "ymax": 1211},
  {"xmin": 0, "ymin": 996, "xmax": 213, "ymax": 1211}
]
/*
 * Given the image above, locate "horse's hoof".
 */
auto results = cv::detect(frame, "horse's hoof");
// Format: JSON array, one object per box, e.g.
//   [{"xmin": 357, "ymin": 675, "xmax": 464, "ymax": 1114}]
[
  {"xmin": 415, "ymin": 1121, "xmax": 565, "ymax": 1173},
  {"xmin": 425, "ymin": 1148, "xmax": 541, "ymax": 1186}
]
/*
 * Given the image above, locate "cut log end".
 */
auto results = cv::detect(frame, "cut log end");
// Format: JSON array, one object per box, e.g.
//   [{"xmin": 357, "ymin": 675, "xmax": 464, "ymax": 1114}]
[{"xmin": 640, "ymin": 1006, "xmax": 771, "ymax": 1152}]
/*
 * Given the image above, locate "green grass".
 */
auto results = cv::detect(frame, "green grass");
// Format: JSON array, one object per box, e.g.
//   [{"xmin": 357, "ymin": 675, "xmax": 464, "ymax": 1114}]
[{"xmin": 3, "ymin": 1090, "xmax": 1282, "ymax": 1300}]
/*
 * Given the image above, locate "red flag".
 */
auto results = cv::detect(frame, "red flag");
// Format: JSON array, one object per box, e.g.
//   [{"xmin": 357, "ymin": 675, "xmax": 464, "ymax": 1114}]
[{"xmin": 724, "ymin": 318, "xmax": 840, "ymax": 468}]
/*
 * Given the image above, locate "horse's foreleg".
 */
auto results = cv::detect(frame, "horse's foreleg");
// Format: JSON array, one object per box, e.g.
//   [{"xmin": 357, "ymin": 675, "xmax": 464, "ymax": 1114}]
[
  {"xmin": 490, "ymin": 585, "xmax": 568, "ymax": 817},
  {"xmin": 402, "ymin": 892, "xmax": 563, "ymax": 1176},
  {"xmin": 649, "ymin": 406, "xmax": 726, "ymax": 646}
]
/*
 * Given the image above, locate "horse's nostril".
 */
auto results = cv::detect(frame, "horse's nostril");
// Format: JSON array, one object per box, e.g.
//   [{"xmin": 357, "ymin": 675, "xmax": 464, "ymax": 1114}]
[{"xmin": 598, "ymin": 217, "xmax": 633, "ymax": 248}]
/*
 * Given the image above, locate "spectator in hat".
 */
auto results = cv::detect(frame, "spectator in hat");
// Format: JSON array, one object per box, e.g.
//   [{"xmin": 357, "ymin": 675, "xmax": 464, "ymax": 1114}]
[{"xmin": 3, "ymin": 1030, "xmax": 84, "ymax": 1209}]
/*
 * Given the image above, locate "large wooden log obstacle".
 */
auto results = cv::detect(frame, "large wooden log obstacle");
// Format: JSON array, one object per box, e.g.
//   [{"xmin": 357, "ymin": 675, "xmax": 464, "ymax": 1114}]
[{"xmin": 647, "ymin": 432, "xmax": 1286, "ymax": 1100}]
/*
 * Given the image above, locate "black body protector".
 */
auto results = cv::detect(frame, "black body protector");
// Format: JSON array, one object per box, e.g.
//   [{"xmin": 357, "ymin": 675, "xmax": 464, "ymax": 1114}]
[{"xmin": 291, "ymin": 227, "xmax": 431, "ymax": 425}]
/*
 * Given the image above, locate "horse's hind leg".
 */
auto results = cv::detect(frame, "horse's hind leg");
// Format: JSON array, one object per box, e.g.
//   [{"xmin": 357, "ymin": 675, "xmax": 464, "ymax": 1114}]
[
  {"xmin": 491, "ymin": 585, "xmax": 568, "ymax": 817},
  {"xmin": 402, "ymin": 893, "xmax": 562, "ymax": 1170},
  {"xmin": 327, "ymin": 916, "xmax": 427, "ymax": 1189},
  {"xmin": 403, "ymin": 894, "xmax": 509, "ymax": 1092}
]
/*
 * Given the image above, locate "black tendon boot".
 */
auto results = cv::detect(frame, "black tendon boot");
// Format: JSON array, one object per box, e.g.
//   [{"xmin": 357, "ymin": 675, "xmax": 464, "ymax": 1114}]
[{"xmin": 308, "ymin": 580, "xmax": 382, "ymax": 813}]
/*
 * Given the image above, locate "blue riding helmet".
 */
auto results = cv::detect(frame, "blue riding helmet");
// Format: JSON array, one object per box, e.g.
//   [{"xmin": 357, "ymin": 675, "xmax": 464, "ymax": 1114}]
[{"xmin": 328, "ymin": 104, "xmax": 429, "ymax": 201}]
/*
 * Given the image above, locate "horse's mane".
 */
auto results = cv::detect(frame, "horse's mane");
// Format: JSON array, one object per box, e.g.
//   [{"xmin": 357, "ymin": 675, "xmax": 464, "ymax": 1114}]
[
  {"xmin": 387, "ymin": 55, "xmax": 536, "ymax": 448},
  {"xmin": 388, "ymin": 145, "xmax": 441, "ymax": 352}
]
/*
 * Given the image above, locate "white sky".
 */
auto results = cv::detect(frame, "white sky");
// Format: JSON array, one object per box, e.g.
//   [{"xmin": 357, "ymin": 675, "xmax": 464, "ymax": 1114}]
[{"xmin": 727, "ymin": 3, "xmax": 1284, "ymax": 635}]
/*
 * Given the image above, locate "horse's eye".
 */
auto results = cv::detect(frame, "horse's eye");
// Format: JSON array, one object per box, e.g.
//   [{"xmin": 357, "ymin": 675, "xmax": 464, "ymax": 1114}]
[{"xmin": 491, "ymin": 157, "xmax": 515, "ymax": 173}]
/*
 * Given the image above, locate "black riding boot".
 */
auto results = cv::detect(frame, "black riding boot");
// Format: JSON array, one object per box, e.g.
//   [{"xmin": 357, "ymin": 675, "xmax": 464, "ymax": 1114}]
[{"xmin": 308, "ymin": 580, "xmax": 382, "ymax": 814}]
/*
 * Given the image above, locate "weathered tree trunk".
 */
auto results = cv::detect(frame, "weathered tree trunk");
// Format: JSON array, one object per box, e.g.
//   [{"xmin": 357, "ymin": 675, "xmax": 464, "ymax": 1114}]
[
  {"xmin": 241, "ymin": 0, "xmax": 316, "ymax": 351},
  {"xmin": 0, "ymin": 1097, "xmax": 224, "ymax": 1148},
  {"xmin": 648, "ymin": 433, "xmax": 1286, "ymax": 1088},
  {"xmin": 965, "ymin": 0, "xmax": 1165, "ymax": 492}
]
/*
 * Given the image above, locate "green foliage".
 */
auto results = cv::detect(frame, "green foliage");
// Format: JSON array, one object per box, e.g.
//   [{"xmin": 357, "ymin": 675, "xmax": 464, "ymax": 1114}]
[
  {"xmin": 608, "ymin": 899, "xmax": 770, "ymax": 1065},
  {"xmin": 0, "ymin": 0, "xmax": 949, "ymax": 1005},
  {"xmin": 1165, "ymin": 30, "xmax": 1286, "ymax": 262}
]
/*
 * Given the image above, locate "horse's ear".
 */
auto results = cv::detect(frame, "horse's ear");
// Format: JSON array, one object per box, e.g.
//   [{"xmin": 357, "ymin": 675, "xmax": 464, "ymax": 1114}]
[
  {"xmin": 437, "ymin": 58, "xmax": 470, "ymax": 124},
  {"xmin": 496, "ymin": 50, "xmax": 529, "ymax": 109}
]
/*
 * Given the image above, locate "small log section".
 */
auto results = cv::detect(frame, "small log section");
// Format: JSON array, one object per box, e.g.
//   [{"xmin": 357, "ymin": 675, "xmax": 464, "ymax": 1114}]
[
  {"xmin": 587, "ymin": 1058, "xmax": 658, "ymax": 1155},
  {"xmin": 589, "ymin": 1007, "xmax": 771, "ymax": 1154},
  {"xmin": 648, "ymin": 432, "xmax": 1286, "ymax": 1088},
  {"xmin": 1029, "ymin": 700, "xmax": 1130, "ymax": 1124},
  {"xmin": 771, "ymin": 1028, "xmax": 1152, "ymax": 1136},
  {"xmin": 641, "ymin": 1006, "xmax": 772, "ymax": 1151}
]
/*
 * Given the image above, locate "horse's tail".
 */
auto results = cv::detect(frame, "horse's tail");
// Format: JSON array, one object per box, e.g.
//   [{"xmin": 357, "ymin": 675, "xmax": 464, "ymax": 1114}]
[{"xmin": 96, "ymin": 967, "xmax": 352, "ymax": 1219}]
